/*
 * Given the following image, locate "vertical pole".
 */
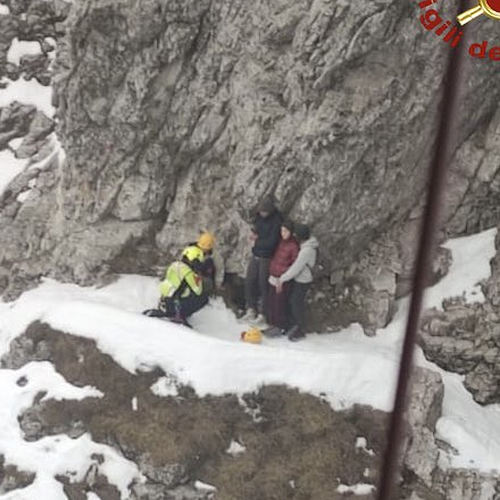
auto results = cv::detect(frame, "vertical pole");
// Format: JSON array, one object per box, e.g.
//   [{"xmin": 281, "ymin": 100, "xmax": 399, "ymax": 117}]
[{"xmin": 375, "ymin": 4, "xmax": 469, "ymax": 500}]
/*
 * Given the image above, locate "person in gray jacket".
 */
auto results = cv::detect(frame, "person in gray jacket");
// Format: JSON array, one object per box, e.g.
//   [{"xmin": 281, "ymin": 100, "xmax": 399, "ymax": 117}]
[{"xmin": 275, "ymin": 223, "xmax": 318, "ymax": 341}]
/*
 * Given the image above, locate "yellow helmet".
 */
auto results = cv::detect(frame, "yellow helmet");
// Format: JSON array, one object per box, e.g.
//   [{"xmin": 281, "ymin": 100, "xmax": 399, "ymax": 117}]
[
  {"xmin": 182, "ymin": 245, "xmax": 205, "ymax": 263},
  {"xmin": 240, "ymin": 327, "xmax": 263, "ymax": 344},
  {"xmin": 197, "ymin": 232, "xmax": 215, "ymax": 252}
]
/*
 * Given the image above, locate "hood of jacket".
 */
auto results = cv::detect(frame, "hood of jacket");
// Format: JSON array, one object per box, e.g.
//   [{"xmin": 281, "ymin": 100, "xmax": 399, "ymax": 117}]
[{"xmin": 301, "ymin": 236, "xmax": 319, "ymax": 250}]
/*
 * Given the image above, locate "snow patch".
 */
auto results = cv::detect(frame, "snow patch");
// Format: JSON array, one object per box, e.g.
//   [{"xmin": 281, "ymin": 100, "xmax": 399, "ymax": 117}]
[
  {"xmin": 7, "ymin": 38, "xmax": 41, "ymax": 65},
  {"xmin": 336, "ymin": 483, "xmax": 376, "ymax": 495},
  {"xmin": 150, "ymin": 375, "xmax": 179, "ymax": 397},
  {"xmin": 16, "ymin": 178, "xmax": 37, "ymax": 203},
  {"xmin": 425, "ymin": 228, "xmax": 497, "ymax": 308},
  {"xmin": 0, "ymin": 78, "xmax": 54, "ymax": 118},
  {"xmin": 194, "ymin": 480, "xmax": 217, "ymax": 492},
  {"xmin": 355, "ymin": 437, "xmax": 375, "ymax": 456},
  {"xmin": 8, "ymin": 137, "xmax": 24, "ymax": 150},
  {"xmin": 226, "ymin": 440, "xmax": 246, "ymax": 456},
  {"xmin": 0, "ymin": 4, "xmax": 9, "ymax": 15},
  {"xmin": 238, "ymin": 395, "xmax": 264, "ymax": 423}
]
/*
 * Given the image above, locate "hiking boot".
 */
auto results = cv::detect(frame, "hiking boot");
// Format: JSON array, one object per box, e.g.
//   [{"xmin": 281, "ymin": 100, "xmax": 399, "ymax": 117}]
[
  {"xmin": 143, "ymin": 309, "xmax": 165, "ymax": 318},
  {"xmin": 240, "ymin": 308, "xmax": 257, "ymax": 321},
  {"xmin": 286, "ymin": 325, "xmax": 305, "ymax": 341},
  {"xmin": 263, "ymin": 326, "xmax": 284, "ymax": 338}
]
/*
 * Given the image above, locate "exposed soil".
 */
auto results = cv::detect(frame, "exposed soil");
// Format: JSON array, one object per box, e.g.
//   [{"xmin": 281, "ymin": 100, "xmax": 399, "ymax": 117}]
[{"xmin": 2, "ymin": 322, "xmax": 390, "ymax": 500}]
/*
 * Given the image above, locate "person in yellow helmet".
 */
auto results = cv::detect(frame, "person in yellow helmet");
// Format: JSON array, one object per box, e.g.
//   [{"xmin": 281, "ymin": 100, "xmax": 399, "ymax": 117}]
[
  {"xmin": 187, "ymin": 231, "xmax": 224, "ymax": 294},
  {"xmin": 144, "ymin": 245, "xmax": 209, "ymax": 325},
  {"xmin": 197, "ymin": 232, "xmax": 215, "ymax": 253}
]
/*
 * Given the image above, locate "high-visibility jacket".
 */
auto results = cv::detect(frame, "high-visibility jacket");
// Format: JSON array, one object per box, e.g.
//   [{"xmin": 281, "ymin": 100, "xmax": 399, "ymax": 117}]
[{"xmin": 159, "ymin": 261, "xmax": 203, "ymax": 299}]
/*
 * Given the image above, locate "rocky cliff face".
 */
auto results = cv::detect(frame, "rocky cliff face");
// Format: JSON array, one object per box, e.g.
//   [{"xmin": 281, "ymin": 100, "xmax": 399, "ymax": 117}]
[
  {"xmin": 1, "ymin": 0, "xmax": 500, "ymax": 333},
  {"xmin": 419, "ymin": 229, "xmax": 500, "ymax": 405}
]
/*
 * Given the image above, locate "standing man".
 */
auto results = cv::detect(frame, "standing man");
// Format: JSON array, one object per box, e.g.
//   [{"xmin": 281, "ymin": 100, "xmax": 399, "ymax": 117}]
[{"xmin": 242, "ymin": 196, "xmax": 282, "ymax": 323}]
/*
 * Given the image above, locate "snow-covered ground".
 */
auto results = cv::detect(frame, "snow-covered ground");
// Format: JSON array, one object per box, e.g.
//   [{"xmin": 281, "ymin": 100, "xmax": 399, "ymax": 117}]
[
  {"xmin": 0, "ymin": 78, "xmax": 54, "ymax": 118},
  {"xmin": 7, "ymin": 39, "xmax": 42, "ymax": 66},
  {"xmin": 0, "ymin": 228, "xmax": 498, "ymax": 499}
]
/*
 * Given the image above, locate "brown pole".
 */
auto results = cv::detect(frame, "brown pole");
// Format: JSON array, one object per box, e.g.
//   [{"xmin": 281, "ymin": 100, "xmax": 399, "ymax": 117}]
[{"xmin": 375, "ymin": 5, "xmax": 469, "ymax": 500}]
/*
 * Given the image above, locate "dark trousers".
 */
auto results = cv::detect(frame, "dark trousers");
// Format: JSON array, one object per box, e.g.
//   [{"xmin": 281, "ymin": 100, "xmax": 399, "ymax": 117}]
[
  {"xmin": 161, "ymin": 294, "xmax": 209, "ymax": 319},
  {"xmin": 245, "ymin": 256, "xmax": 270, "ymax": 314},
  {"xmin": 289, "ymin": 282, "xmax": 310, "ymax": 332},
  {"xmin": 201, "ymin": 257, "xmax": 216, "ymax": 295},
  {"xmin": 267, "ymin": 281, "xmax": 292, "ymax": 329}
]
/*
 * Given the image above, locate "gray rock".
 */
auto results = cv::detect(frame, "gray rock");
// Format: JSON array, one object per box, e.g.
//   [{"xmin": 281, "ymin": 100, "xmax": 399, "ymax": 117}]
[
  {"xmin": 403, "ymin": 368, "xmax": 500, "ymax": 499},
  {"xmin": 0, "ymin": 16, "xmax": 18, "ymax": 76},
  {"xmin": 4, "ymin": 62, "xmax": 20, "ymax": 81},
  {"xmin": 19, "ymin": 52, "xmax": 51, "ymax": 85},
  {"xmin": 19, "ymin": 0, "xmax": 66, "ymax": 40},
  {"xmin": 0, "ymin": 102, "xmax": 36, "ymax": 149},
  {"xmin": 130, "ymin": 483, "xmax": 167, "ymax": 500},
  {"xmin": 0, "ymin": 335, "xmax": 51, "ymax": 369},
  {"xmin": 138, "ymin": 457, "xmax": 187, "ymax": 489},
  {"xmin": 17, "ymin": 406, "xmax": 45, "ymax": 441},
  {"xmin": 15, "ymin": 110, "xmax": 55, "ymax": 159},
  {"xmin": 132, "ymin": 484, "xmax": 211, "ymax": 500},
  {"xmin": 407, "ymin": 368, "xmax": 444, "ymax": 432},
  {"xmin": 405, "ymin": 426, "xmax": 439, "ymax": 489},
  {"xmin": 419, "ymin": 275, "xmax": 500, "ymax": 404},
  {"xmin": 403, "ymin": 367, "xmax": 444, "ymax": 488},
  {"xmin": 165, "ymin": 486, "xmax": 213, "ymax": 500},
  {"xmin": 434, "ymin": 469, "xmax": 500, "ymax": 500}
]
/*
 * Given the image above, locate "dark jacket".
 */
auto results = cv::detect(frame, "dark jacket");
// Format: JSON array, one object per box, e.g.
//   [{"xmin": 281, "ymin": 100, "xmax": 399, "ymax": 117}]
[
  {"xmin": 185, "ymin": 242, "xmax": 217, "ymax": 297},
  {"xmin": 269, "ymin": 237, "xmax": 300, "ymax": 277},
  {"xmin": 252, "ymin": 210, "xmax": 283, "ymax": 258}
]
